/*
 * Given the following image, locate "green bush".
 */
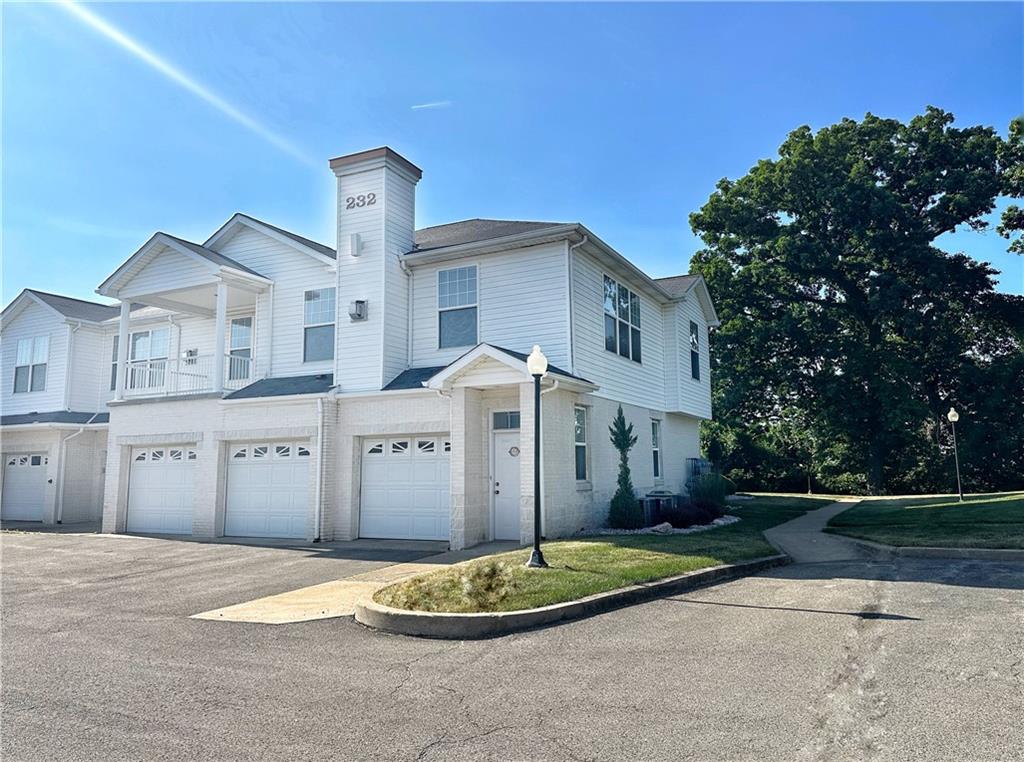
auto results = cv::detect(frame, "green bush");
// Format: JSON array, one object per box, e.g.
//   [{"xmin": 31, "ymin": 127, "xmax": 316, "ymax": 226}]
[{"xmin": 690, "ymin": 473, "xmax": 731, "ymax": 516}]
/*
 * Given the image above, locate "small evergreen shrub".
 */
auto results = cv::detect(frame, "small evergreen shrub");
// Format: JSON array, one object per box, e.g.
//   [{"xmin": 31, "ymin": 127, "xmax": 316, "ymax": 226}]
[
  {"xmin": 690, "ymin": 473, "xmax": 731, "ymax": 517},
  {"xmin": 607, "ymin": 405, "xmax": 644, "ymax": 529}
]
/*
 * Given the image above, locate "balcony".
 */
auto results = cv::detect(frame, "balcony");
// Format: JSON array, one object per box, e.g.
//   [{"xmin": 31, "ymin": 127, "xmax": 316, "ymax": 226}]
[{"xmin": 121, "ymin": 354, "xmax": 255, "ymax": 399}]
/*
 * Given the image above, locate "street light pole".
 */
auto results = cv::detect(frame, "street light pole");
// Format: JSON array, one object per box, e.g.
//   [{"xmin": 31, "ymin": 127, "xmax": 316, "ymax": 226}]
[
  {"xmin": 526, "ymin": 345, "xmax": 548, "ymax": 569},
  {"xmin": 947, "ymin": 407, "xmax": 964, "ymax": 502}
]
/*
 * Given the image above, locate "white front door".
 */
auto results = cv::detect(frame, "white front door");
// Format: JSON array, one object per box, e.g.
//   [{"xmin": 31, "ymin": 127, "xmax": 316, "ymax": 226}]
[
  {"xmin": 224, "ymin": 441, "xmax": 311, "ymax": 539},
  {"xmin": 492, "ymin": 431, "xmax": 521, "ymax": 541},
  {"xmin": 360, "ymin": 436, "xmax": 450, "ymax": 541},
  {"xmin": 2, "ymin": 454, "xmax": 48, "ymax": 521},
  {"xmin": 126, "ymin": 447, "xmax": 196, "ymax": 535}
]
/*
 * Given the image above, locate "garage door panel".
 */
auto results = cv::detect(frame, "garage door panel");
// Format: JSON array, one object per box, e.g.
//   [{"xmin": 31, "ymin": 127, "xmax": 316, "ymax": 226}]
[
  {"xmin": 359, "ymin": 435, "xmax": 450, "ymax": 541},
  {"xmin": 127, "ymin": 449, "xmax": 195, "ymax": 535},
  {"xmin": 224, "ymin": 442, "xmax": 310, "ymax": 539},
  {"xmin": 2, "ymin": 454, "xmax": 48, "ymax": 522}
]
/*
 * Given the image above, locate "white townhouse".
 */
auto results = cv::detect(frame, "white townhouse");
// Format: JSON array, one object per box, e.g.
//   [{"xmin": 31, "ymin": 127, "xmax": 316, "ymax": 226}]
[{"xmin": 0, "ymin": 147, "xmax": 719, "ymax": 548}]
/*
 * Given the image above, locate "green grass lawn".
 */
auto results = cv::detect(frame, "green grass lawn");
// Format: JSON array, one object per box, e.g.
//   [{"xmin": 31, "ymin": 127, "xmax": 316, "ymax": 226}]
[
  {"xmin": 375, "ymin": 495, "xmax": 833, "ymax": 613},
  {"xmin": 825, "ymin": 492, "xmax": 1024, "ymax": 549}
]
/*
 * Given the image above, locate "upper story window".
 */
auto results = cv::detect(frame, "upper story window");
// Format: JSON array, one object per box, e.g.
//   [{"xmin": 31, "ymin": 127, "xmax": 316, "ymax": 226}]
[
  {"xmin": 603, "ymin": 276, "xmax": 641, "ymax": 363},
  {"xmin": 13, "ymin": 335, "xmax": 48, "ymax": 393},
  {"xmin": 303, "ymin": 288, "xmax": 335, "ymax": 363},
  {"xmin": 651, "ymin": 419, "xmax": 662, "ymax": 479},
  {"xmin": 438, "ymin": 266, "xmax": 477, "ymax": 349},
  {"xmin": 574, "ymin": 406, "xmax": 588, "ymax": 481},
  {"xmin": 690, "ymin": 320, "xmax": 700, "ymax": 381},
  {"xmin": 229, "ymin": 317, "xmax": 253, "ymax": 381}
]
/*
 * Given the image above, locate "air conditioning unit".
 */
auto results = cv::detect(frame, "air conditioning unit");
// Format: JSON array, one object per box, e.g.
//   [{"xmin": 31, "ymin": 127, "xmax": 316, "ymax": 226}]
[{"xmin": 348, "ymin": 300, "xmax": 368, "ymax": 321}]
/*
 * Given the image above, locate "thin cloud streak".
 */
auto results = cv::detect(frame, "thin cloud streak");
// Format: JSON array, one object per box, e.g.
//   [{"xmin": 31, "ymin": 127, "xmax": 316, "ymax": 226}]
[
  {"xmin": 56, "ymin": 0, "xmax": 318, "ymax": 169},
  {"xmin": 411, "ymin": 100, "xmax": 452, "ymax": 110}
]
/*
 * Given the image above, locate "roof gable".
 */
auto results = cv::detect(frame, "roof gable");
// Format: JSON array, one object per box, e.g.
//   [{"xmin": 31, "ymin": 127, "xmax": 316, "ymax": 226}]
[
  {"xmin": 97, "ymin": 232, "xmax": 266, "ymax": 298},
  {"xmin": 204, "ymin": 213, "xmax": 336, "ymax": 265}
]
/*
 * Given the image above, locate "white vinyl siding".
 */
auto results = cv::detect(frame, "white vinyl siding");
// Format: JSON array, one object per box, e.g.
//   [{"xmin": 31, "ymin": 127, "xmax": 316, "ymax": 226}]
[
  {"xmin": 676, "ymin": 298, "xmax": 712, "ymax": 419},
  {"xmin": 410, "ymin": 241, "xmax": 571, "ymax": 369},
  {"xmin": 213, "ymin": 225, "xmax": 336, "ymax": 377},
  {"xmin": 381, "ymin": 173, "xmax": 416, "ymax": 388},
  {"xmin": 67, "ymin": 324, "xmax": 110, "ymax": 411},
  {"xmin": 1, "ymin": 301, "xmax": 68, "ymax": 415},
  {"xmin": 116, "ymin": 244, "xmax": 214, "ymax": 298},
  {"xmin": 571, "ymin": 249, "xmax": 666, "ymax": 410}
]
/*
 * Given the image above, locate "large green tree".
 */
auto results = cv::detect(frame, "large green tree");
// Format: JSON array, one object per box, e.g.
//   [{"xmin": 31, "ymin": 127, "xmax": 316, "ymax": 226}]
[{"xmin": 690, "ymin": 108, "xmax": 1023, "ymax": 494}]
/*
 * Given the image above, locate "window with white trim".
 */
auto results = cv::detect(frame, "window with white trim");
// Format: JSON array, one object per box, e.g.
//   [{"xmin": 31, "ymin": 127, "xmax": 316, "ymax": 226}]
[
  {"xmin": 13, "ymin": 335, "xmax": 49, "ymax": 393},
  {"xmin": 229, "ymin": 317, "xmax": 253, "ymax": 380},
  {"xmin": 303, "ymin": 288, "xmax": 335, "ymax": 363},
  {"xmin": 127, "ymin": 328, "xmax": 170, "ymax": 390},
  {"xmin": 492, "ymin": 411, "xmax": 521, "ymax": 430},
  {"xmin": 574, "ymin": 406, "xmax": 588, "ymax": 481},
  {"xmin": 603, "ymin": 276, "xmax": 641, "ymax": 363},
  {"xmin": 651, "ymin": 420, "xmax": 662, "ymax": 479},
  {"xmin": 690, "ymin": 321, "xmax": 700, "ymax": 381},
  {"xmin": 438, "ymin": 266, "xmax": 477, "ymax": 348}
]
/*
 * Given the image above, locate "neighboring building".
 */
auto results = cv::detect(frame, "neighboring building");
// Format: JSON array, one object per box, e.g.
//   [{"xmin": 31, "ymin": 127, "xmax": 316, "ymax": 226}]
[{"xmin": 1, "ymin": 147, "xmax": 719, "ymax": 547}]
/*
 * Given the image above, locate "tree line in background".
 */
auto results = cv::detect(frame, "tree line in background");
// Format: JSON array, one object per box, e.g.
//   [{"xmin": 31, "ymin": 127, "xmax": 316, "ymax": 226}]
[{"xmin": 689, "ymin": 107, "xmax": 1023, "ymax": 496}]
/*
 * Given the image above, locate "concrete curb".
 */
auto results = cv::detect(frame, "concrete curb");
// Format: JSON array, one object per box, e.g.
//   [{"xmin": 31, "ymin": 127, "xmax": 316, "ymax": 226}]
[
  {"xmin": 354, "ymin": 554, "xmax": 790, "ymax": 639},
  {"xmin": 829, "ymin": 533, "xmax": 1024, "ymax": 562}
]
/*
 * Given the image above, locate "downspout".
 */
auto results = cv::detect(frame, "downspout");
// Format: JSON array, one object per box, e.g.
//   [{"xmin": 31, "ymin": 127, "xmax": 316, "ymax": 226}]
[
  {"xmin": 56, "ymin": 413, "xmax": 100, "ymax": 523},
  {"xmin": 313, "ymin": 397, "xmax": 325, "ymax": 542},
  {"xmin": 64, "ymin": 322, "xmax": 82, "ymax": 410},
  {"xmin": 566, "ymin": 236, "xmax": 588, "ymax": 374},
  {"xmin": 398, "ymin": 254, "xmax": 413, "ymax": 369}
]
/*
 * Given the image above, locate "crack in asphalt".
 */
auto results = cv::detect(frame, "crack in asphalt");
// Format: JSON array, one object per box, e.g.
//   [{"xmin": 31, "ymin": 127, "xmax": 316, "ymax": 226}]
[
  {"xmin": 802, "ymin": 572, "xmax": 893, "ymax": 762},
  {"xmin": 414, "ymin": 723, "xmax": 514, "ymax": 761}
]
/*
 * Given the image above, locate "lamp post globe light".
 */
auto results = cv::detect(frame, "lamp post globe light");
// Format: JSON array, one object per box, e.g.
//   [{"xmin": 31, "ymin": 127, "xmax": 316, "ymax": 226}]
[
  {"xmin": 526, "ymin": 345, "xmax": 549, "ymax": 569},
  {"xmin": 947, "ymin": 407, "xmax": 964, "ymax": 502}
]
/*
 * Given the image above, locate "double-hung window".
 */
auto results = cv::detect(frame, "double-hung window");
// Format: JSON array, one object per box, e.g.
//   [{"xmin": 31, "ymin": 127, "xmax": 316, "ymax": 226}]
[
  {"xmin": 303, "ymin": 288, "xmax": 335, "ymax": 363},
  {"xmin": 652, "ymin": 419, "xmax": 662, "ymax": 479},
  {"xmin": 574, "ymin": 406, "xmax": 588, "ymax": 481},
  {"xmin": 690, "ymin": 321, "xmax": 700, "ymax": 381},
  {"xmin": 603, "ymin": 276, "xmax": 641, "ymax": 363},
  {"xmin": 229, "ymin": 317, "xmax": 253, "ymax": 380},
  {"xmin": 13, "ymin": 335, "xmax": 48, "ymax": 393},
  {"xmin": 438, "ymin": 266, "xmax": 477, "ymax": 349}
]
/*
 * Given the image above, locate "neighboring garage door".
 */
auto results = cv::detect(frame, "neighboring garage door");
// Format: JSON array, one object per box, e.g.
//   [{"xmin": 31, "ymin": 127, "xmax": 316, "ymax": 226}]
[
  {"xmin": 127, "ymin": 447, "xmax": 196, "ymax": 534},
  {"xmin": 2, "ymin": 453, "xmax": 48, "ymax": 521},
  {"xmin": 360, "ymin": 436, "xmax": 450, "ymax": 541},
  {"xmin": 224, "ymin": 442, "xmax": 311, "ymax": 539}
]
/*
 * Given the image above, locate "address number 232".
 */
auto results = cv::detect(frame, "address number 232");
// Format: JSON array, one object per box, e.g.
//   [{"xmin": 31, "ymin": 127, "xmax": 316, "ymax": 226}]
[{"xmin": 345, "ymin": 193, "xmax": 377, "ymax": 209}]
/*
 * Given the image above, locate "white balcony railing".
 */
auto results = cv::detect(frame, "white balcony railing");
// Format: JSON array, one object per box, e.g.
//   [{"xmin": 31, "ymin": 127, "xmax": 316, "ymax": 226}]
[{"xmin": 121, "ymin": 354, "xmax": 254, "ymax": 399}]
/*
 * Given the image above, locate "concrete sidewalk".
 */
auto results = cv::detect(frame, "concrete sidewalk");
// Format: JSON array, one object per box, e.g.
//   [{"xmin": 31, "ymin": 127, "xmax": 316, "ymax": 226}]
[
  {"xmin": 763, "ymin": 500, "xmax": 866, "ymax": 563},
  {"xmin": 192, "ymin": 540, "xmax": 519, "ymax": 624}
]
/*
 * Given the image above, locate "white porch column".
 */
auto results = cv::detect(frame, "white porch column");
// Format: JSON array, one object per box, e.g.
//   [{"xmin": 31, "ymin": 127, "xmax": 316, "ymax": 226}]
[
  {"xmin": 114, "ymin": 301, "xmax": 130, "ymax": 400},
  {"xmin": 212, "ymin": 282, "xmax": 227, "ymax": 392}
]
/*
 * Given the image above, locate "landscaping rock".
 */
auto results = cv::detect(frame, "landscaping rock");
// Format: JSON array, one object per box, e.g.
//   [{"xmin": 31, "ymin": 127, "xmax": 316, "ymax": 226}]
[{"xmin": 577, "ymin": 515, "xmax": 741, "ymax": 536}]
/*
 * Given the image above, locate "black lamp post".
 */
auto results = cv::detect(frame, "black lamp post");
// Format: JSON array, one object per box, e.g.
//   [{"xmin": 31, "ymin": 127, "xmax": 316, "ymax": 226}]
[
  {"xmin": 525, "ymin": 345, "xmax": 548, "ymax": 568},
  {"xmin": 947, "ymin": 407, "xmax": 964, "ymax": 502}
]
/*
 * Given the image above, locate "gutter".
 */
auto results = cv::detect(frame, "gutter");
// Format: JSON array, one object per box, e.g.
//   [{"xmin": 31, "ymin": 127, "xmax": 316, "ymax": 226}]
[{"xmin": 220, "ymin": 391, "xmax": 333, "ymax": 405}]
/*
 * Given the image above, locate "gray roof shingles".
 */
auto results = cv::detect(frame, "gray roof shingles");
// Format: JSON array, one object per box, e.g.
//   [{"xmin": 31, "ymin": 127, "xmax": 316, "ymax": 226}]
[
  {"xmin": 382, "ymin": 366, "xmax": 447, "ymax": 391},
  {"xmin": 653, "ymin": 274, "xmax": 700, "ymax": 298},
  {"xmin": 2, "ymin": 411, "xmax": 108, "ymax": 426},
  {"xmin": 25, "ymin": 291, "xmax": 122, "ymax": 322},
  {"xmin": 409, "ymin": 219, "xmax": 570, "ymax": 254},
  {"xmin": 224, "ymin": 374, "xmax": 335, "ymax": 400}
]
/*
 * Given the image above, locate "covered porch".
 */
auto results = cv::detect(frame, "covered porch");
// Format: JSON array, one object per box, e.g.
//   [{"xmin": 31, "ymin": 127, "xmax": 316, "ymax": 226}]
[{"xmin": 98, "ymin": 232, "xmax": 272, "ymax": 400}]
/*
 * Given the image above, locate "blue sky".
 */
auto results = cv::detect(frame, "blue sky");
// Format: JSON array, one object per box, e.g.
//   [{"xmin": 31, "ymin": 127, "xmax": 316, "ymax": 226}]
[{"xmin": 3, "ymin": 1, "xmax": 1021, "ymax": 306}]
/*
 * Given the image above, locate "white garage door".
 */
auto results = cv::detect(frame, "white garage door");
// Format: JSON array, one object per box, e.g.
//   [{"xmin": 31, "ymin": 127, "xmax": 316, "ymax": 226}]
[
  {"xmin": 225, "ymin": 442, "xmax": 311, "ymax": 539},
  {"xmin": 360, "ymin": 436, "xmax": 450, "ymax": 541},
  {"xmin": 127, "ymin": 447, "xmax": 196, "ymax": 535},
  {"xmin": 2, "ymin": 453, "xmax": 48, "ymax": 521}
]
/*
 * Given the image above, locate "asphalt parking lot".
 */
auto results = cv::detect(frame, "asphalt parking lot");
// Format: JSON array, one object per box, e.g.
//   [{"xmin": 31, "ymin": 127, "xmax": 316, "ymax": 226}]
[{"xmin": 2, "ymin": 528, "xmax": 1022, "ymax": 761}]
